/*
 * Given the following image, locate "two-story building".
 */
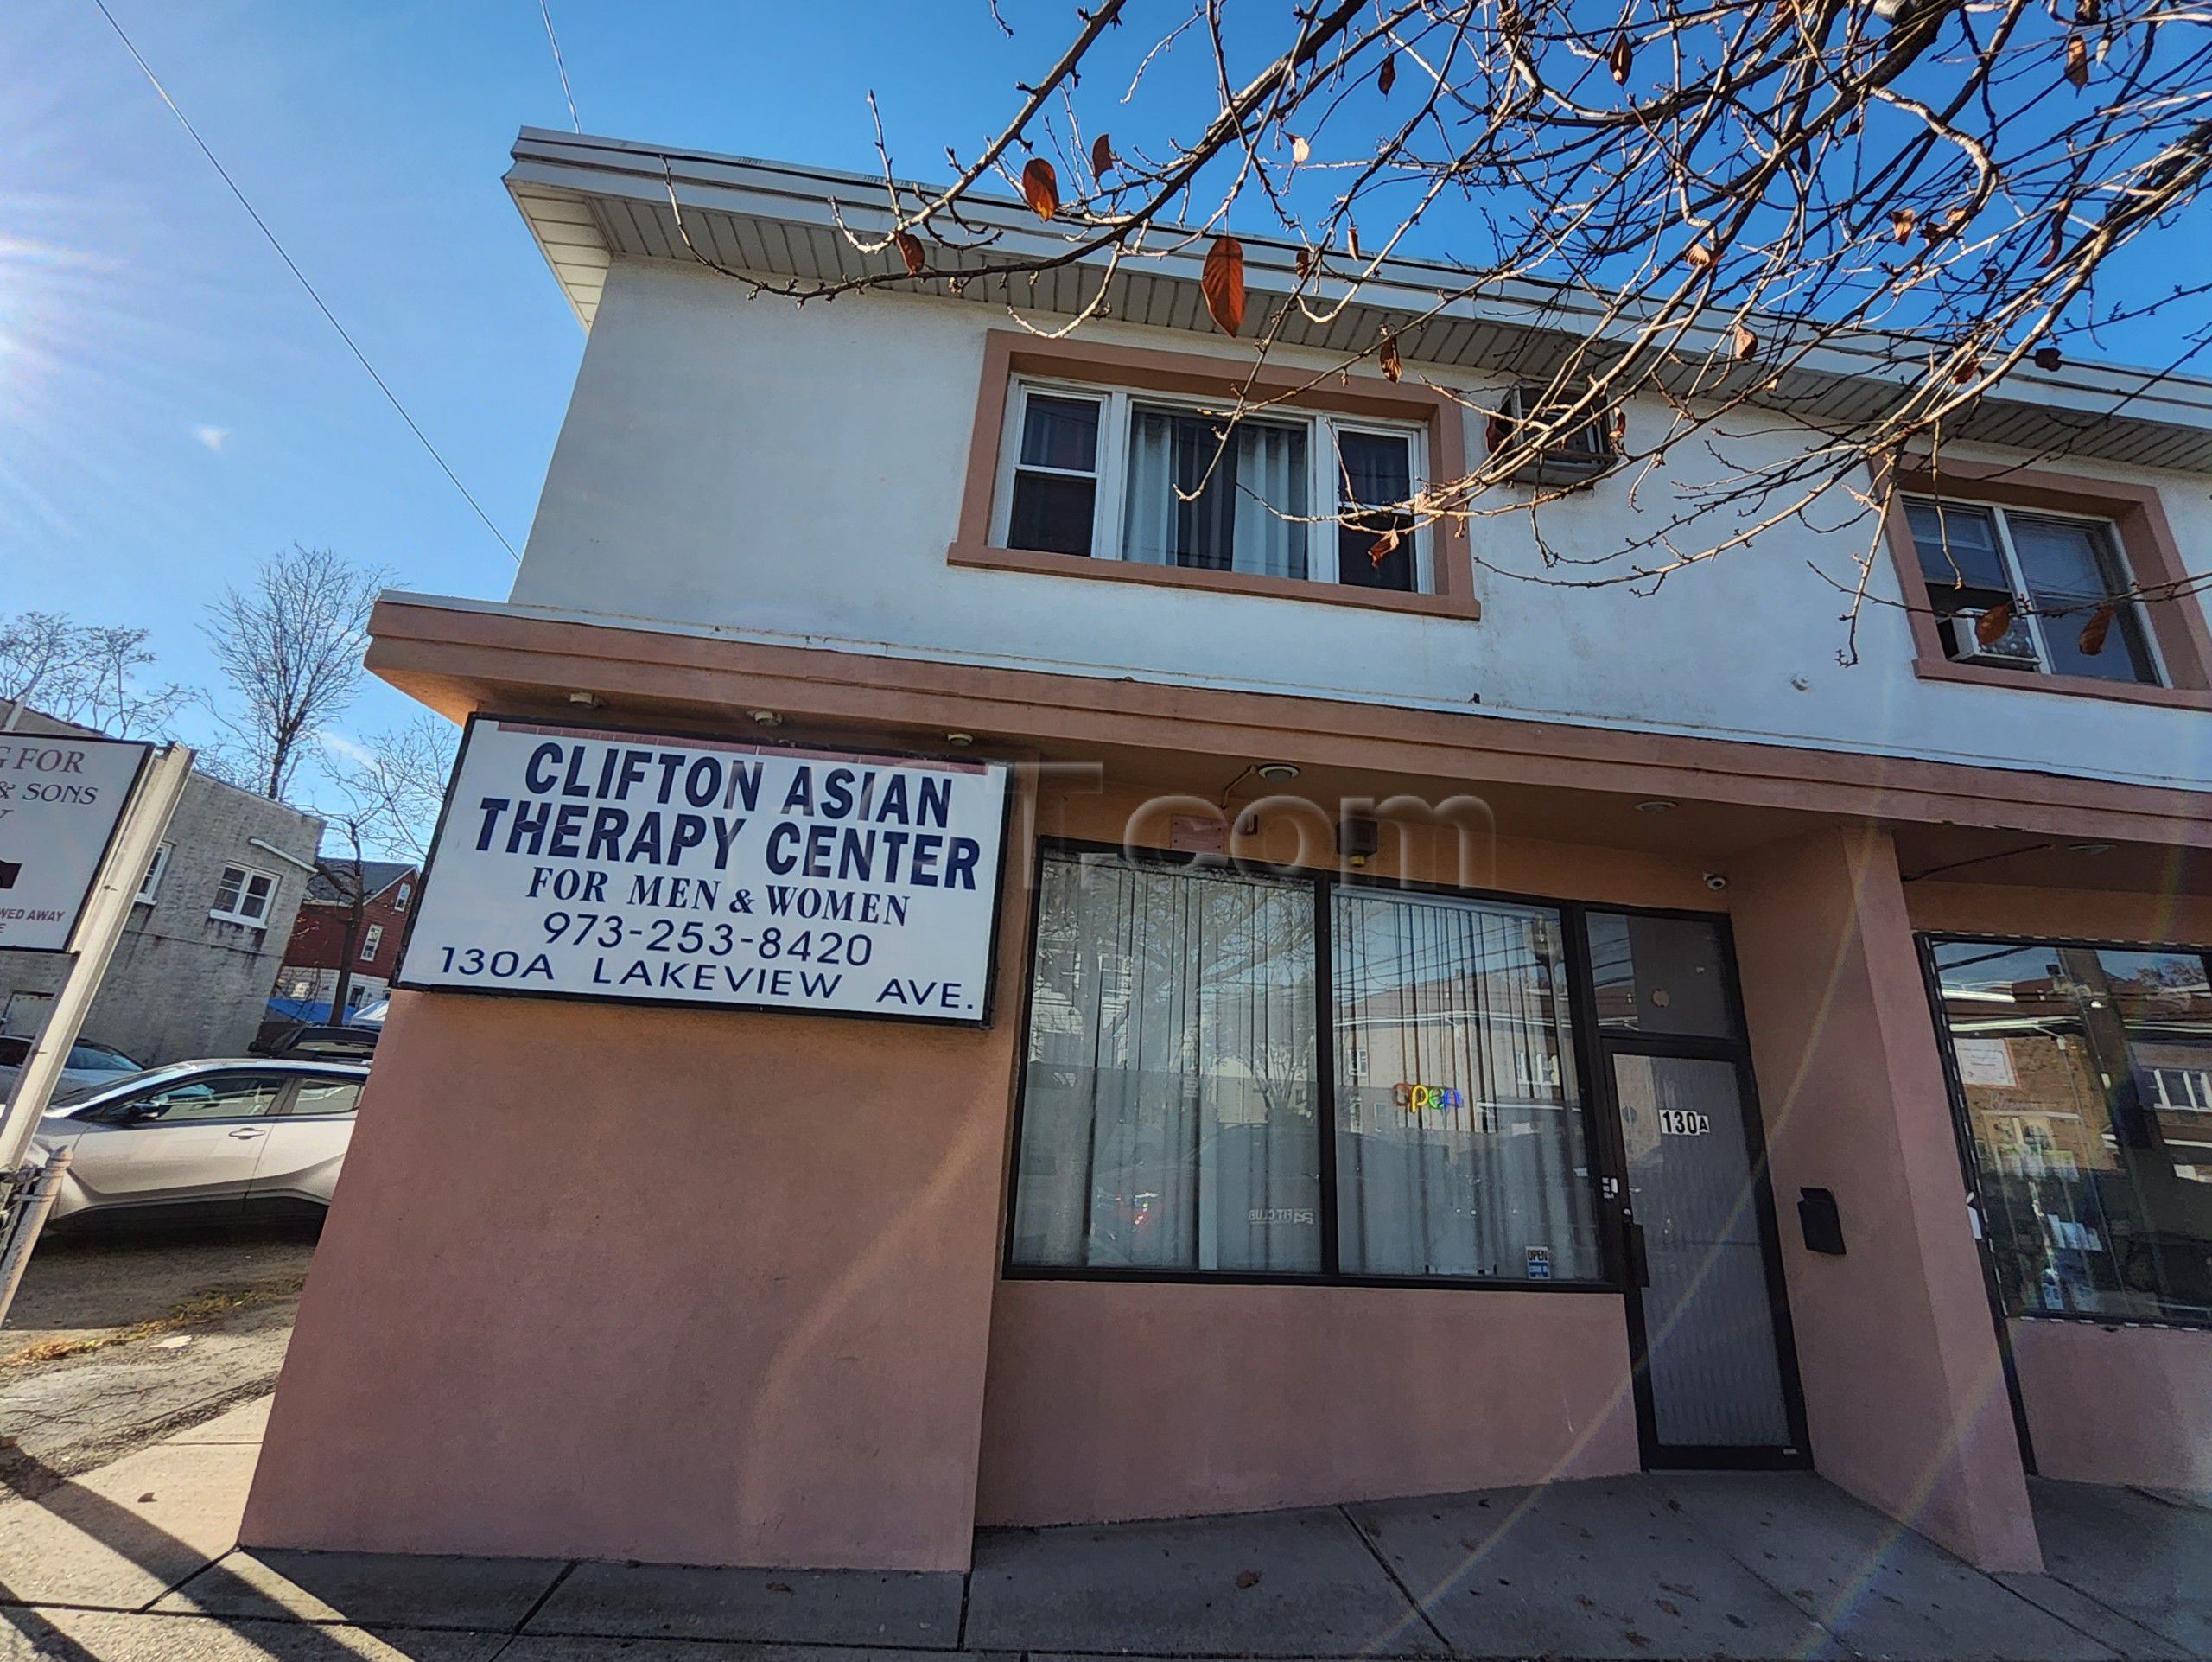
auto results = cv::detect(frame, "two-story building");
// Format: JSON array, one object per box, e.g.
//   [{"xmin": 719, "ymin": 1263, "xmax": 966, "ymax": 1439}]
[
  {"xmin": 0, "ymin": 701, "xmax": 322, "ymax": 1065},
  {"xmin": 269, "ymin": 859, "xmax": 418, "ymax": 1027},
  {"xmin": 246, "ymin": 131, "xmax": 2212, "ymax": 1578}
]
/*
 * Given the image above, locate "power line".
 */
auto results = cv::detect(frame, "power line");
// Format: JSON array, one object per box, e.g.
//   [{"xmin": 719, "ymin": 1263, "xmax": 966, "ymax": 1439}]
[
  {"xmin": 537, "ymin": 1, "xmax": 582, "ymax": 133},
  {"xmin": 89, "ymin": 0, "xmax": 521, "ymax": 562}
]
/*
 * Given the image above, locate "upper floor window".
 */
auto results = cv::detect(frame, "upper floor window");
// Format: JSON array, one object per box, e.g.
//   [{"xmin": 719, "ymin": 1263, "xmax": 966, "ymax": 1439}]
[
  {"xmin": 996, "ymin": 379, "xmax": 1431, "ymax": 595},
  {"xmin": 134, "ymin": 844, "xmax": 172, "ymax": 907},
  {"xmin": 1905, "ymin": 497, "xmax": 2162, "ymax": 687},
  {"xmin": 211, "ymin": 863, "xmax": 277, "ymax": 928},
  {"xmin": 394, "ymin": 881, "xmax": 413, "ymax": 912}
]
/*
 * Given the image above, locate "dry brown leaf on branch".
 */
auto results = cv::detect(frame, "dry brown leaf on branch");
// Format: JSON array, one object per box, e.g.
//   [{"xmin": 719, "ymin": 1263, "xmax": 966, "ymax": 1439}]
[
  {"xmin": 2079, "ymin": 605, "xmax": 2115, "ymax": 656},
  {"xmin": 1291, "ymin": 133, "xmax": 1311, "ymax": 164},
  {"xmin": 1890, "ymin": 208, "xmax": 1917, "ymax": 244},
  {"xmin": 1020, "ymin": 157, "xmax": 1060, "ymax": 220},
  {"xmin": 1091, "ymin": 133, "xmax": 1115, "ymax": 177},
  {"xmin": 893, "ymin": 232, "xmax": 925, "ymax": 276},
  {"xmin": 1202, "ymin": 236, "xmax": 1247, "ymax": 335},
  {"xmin": 1369, "ymin": 528, "xmax": 1402, "ymax": 568},
  {"xmin": 2065, "ymin": 33, "xmax": 2090, "ymax": 88},
  {"xmin": 1684, "ymin": 241, "xmax": 1716, "ymax": 271},
  {"xmin": 1608, "ymin": 33, "xmax": 1634, "ymax": 84},
  {"xmin": 1294, "ymin": 245, "xmax": 1319, "ymax": 279},
  {"xmin": 1975, "ymin": 599, "xmax": 2016, "ymax": 646},
  {"xmin": 1347, "ymin": 221, "xmax": 1363, "ymax": 258},
  {"xmin": 1731, "ymin": 322, "xmax": 1758, "ymax": 360},
  {"xmin": 1378, "ymin": 51, "xmax": 1397, "ymax": 95},
  {"xmin": 1379, "ymin": 332, "xmax": 1404, "ymax": 382},
  {"xmin": 2034, "ymin": 345, "xmax": 2064, "ymax": 371}
]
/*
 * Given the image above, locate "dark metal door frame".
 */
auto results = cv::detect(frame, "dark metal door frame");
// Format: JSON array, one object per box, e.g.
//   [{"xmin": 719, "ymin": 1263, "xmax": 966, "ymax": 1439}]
[{"xmin": 1563, "ymin": 904, "xmax": 1813, "ymax": 1471}]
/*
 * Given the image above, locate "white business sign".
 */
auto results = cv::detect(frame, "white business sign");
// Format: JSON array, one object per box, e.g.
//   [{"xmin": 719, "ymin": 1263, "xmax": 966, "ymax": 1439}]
[
  {"xmin": 398, "ymin": 717, "xmax": 1011, "ymax": 1023},
  {"xmin": 0, "ymin": 734, "xmax": 150, "ymax": 953}
]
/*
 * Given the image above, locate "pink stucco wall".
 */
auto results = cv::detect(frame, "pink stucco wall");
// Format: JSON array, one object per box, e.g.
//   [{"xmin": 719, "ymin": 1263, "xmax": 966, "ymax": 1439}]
[
  {"xmin": 975, "ymin": 1278, "xmax": 1641, "ymax": 1526},
  {"xmin": 1728, "ymin": 825, "xmax": 2041, "ymax": 1573},
  {"xmin": 2010, "ymin": 1320, "xmax": 2212, "ymax": 1490},
  {"xmin": 243, "ymin": 983, "xmax": 1022, "ymax": 1571}
]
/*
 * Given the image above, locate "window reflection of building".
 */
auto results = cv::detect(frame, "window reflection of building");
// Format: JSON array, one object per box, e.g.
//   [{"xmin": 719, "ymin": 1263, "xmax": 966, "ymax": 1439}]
[{"xmin": 1931, "ymin": 939, "xmax": 2212, "ymax": 1324}]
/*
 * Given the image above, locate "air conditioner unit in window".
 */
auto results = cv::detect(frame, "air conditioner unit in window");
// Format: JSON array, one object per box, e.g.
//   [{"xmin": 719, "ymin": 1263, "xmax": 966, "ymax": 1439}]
[
  {"xmin": 1940, "ymin": 608, "xmax": 2040, "ymax": 669},
  {"xmin": 1489, "ymin": 386, "xmax": 1618, "ymax": 487}
]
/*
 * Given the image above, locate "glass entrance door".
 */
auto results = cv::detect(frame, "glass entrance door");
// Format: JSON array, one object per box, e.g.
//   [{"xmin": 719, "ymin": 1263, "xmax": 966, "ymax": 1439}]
[
  {"xmin": 1581, "ymin": 911, "xmax": 1808, "ymax": 1468},
  {"xmin": 1611, "ymin": 1052, "xmax": 1802, "ymax": 1459}
]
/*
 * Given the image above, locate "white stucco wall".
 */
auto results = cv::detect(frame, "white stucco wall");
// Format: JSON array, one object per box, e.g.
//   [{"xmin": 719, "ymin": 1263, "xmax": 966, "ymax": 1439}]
[{"xmin": 507, "ymin": 256, "xmax": 2212, "ymax": 793}]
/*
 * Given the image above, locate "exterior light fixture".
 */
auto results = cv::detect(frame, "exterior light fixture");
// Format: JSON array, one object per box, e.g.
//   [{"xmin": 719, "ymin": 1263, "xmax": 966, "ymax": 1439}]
[
  {"xmin": 748, "ymin": 710, "xmax": 783, "ymax": 728},
  {"xmin": 567, "ymin": 691, "xmax": 602, "ymax": 708},
  {"xmin": 1635, "ymin": 799, "xmax": 1676, "ymax": 813},
  {"xmin": 1256, "ymin": 762, "xmax": 1300, "ymax": 782},
  {"xmin": 946, "ymin": 732, "xmax": 975, "ymax": 748}
]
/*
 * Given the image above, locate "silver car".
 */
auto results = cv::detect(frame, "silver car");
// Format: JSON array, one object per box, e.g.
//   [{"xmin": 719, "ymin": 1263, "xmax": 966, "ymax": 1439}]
[{"xmin": 28, "ymin": 1060, "xmax": 369, "ymax": 1226}]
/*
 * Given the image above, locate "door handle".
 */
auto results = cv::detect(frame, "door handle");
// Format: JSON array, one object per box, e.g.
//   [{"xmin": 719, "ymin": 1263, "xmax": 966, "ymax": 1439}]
[
  {"xmin": 227, "ymin": 1128, "xmax": 267, "ymax": 1140},
  {"xmin": 1625, "ymin": 1221, "xmax": 1652, "ymax": 1288}
]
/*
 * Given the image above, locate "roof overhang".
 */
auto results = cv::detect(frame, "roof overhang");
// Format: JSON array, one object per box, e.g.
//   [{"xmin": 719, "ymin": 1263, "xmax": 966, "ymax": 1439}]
[{"xmin": 505, "ymin": 127, "xmax": 2212, "ymax": 476}]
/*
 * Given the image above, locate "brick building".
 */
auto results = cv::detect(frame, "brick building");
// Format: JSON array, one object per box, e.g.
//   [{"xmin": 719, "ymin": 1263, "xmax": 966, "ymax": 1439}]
[{"xmin": 270, "ymin": 861, "xmax": 419, "ymax": 1025}]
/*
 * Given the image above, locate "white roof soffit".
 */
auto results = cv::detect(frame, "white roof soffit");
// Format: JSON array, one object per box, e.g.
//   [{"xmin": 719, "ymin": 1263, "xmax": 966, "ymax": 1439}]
[{"xmin": 506, "ymin": 127, "xmax": 2212, "ymax": 476}]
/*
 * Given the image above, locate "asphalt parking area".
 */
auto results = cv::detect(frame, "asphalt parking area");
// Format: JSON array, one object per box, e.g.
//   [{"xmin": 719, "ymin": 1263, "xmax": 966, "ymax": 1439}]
[{"xmin": 0, "ymin": 1219, "xmax": 319, "ymax": 1500}]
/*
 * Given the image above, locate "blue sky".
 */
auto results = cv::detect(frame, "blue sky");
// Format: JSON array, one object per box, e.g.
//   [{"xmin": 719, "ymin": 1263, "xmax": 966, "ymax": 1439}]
[
  {"xmin": 7, "ymin": 3, "xmax": 2203, "ymax": 839},
  {"xmin": 5, "ymin": 1, "xmax": 1071, "ymax": 815}
]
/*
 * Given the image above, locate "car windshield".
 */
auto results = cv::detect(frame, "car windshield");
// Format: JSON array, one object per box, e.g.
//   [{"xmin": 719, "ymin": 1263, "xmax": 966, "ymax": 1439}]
[{"xmin": 67, "ymin": 1042, "xmax": 142, "ymax": 1072}]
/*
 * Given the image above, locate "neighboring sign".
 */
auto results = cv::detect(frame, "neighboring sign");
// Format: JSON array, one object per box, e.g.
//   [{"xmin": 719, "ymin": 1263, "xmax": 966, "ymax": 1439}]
[
  {"xmin": 1657, "ymin": 1107, "xmax": 1713, "ymax": 1137},
  {"xmin": 0, "ymin": 734, "xmax": 149, "ymax": 953},
  {"xmin": 1524, "ymin": 1245, "xmax": 1553, "ymax": 1280},
  {"xmin": 397, "ymin": 718, "xmax": 1011, "ymax": 1024}
]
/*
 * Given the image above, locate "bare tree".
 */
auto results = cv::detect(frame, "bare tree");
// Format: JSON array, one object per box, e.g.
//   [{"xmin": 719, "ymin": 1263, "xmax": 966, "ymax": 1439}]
[
  {"xmin": 307, "ymin": 718, "xmax": 456, "ymax": 1017},
  {"xmin": 669, "ymin": 0, "xmax": 2211, "ymax": 655},
  {"xmin": 0, "ymin": 612, "xmax": 194, "ymax": 737},
  {"xmin": 331, "ymin": 716, "xmax": 457, "ymax": 865},
  {"xmin": 205, "ymin": 545, "xmax": 385, "ymax": 801}
]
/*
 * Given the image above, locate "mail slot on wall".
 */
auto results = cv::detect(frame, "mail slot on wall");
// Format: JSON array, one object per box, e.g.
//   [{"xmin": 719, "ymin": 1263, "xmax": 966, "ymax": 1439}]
[{"xmin": 1797, "ymin": 1188, "xmax": 1846, "ymax": 1256}]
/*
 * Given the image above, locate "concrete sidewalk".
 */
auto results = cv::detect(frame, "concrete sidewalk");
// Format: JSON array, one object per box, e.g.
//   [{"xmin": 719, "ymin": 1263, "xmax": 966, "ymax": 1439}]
[{"xmin": 0, "ymin": 1396, "xmax": 2204, "ymax": 1662}]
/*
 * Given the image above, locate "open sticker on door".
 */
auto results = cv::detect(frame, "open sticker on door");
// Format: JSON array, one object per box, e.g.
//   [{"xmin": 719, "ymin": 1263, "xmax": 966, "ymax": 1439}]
[
  {"xmin": 1524, "ymin": 1246, "xmax": 1553, "ymax": 1280},
  {"xmin": 1657, "ymin": 1108, "xmax": 1713, "ymax": 1137}
]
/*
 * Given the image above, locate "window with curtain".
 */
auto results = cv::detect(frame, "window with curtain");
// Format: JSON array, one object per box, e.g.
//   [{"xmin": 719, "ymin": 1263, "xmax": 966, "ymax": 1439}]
[
  {"xmin": 1332, "ymin": 889, "xmax": 1599, "ymax": 1280},
  {"xmin": 1122, "ymin": 407, "xmax": 1309, "ymax": 579},
  {"xmin": 1011, "ymin": 850, "xmax": 1323, "ymax": 1273},
  {"xmin": 996, "ymin": 379, "xmax": 1432, "ymax": 595},
  {"xmin": 1929, "ymin": 936, "xmax": 2212, "ymax": 1324}
]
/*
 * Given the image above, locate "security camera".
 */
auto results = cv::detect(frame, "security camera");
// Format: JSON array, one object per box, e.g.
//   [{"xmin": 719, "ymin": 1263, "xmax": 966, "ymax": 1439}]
[{"xmin": 1703, "ymin": 872, "xmax": 1728, "ymax": 892}]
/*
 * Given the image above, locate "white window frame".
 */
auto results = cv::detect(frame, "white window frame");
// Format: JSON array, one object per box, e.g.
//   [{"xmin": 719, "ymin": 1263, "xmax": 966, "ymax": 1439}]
[
  {"xmin": 394, "ymin": 881, "xmax": 413, "ymax": 912},
  {"xmin": 210, "ymin": 863, "xmax": 279, "ymax": 928},
  {"xmin": 359, "ymin": 923, "xmax": 384, "ymax": 962},
  {"xmin": 994, "ymin": 376, "xmax": 1434, "ymax": 595},
  {"xmin": 1907, "ymin": 495, "xmax": 2167, "ymax": 686},
  {"xmin": 134, "ymin": 843, "xmax": 172, "ymax": 907}
]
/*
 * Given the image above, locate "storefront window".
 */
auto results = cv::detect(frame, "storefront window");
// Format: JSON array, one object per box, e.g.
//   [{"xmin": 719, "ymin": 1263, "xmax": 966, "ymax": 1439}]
[
  {"xmin": 1010, "ymin": 850, "xmax": 1604, "ymax": 1284},
  {"xmin": 1929, "ymin": 937, "xmax": 2212, "ymax": 1324},
  {"xmin": 1334, "ymin": 890, "xmax": 1600, "ymax": 1280},
  {"xmin": 1011, "ymin": 851, "xmax": 1322, "ymax": 1272}
]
